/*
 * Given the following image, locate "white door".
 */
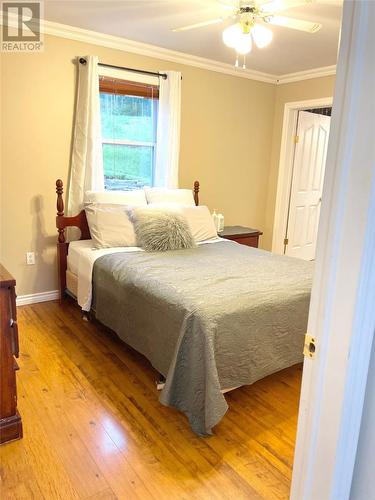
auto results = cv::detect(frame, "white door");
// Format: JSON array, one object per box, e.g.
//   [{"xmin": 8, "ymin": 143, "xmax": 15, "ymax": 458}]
[{"xmin": 285, "ymin": 110, "xmax": 331, "ymax": 260}]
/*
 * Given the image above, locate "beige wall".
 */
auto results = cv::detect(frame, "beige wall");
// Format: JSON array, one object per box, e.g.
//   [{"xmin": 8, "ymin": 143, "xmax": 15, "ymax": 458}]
[
  {"xmin": 263, "ymin": 75, "xmax": 336, "ymax": 250},
  {"xmin": 0, "ymin": 34, "xmax": 276, "ymax": 296},
  {"xmin": 0, "ymin": 32, "xmax": 336, "ymax": 296}
]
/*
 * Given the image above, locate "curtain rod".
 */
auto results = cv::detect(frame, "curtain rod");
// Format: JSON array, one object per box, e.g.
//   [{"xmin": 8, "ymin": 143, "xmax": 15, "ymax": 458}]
[{"xmin": 78, "ymin": 57, "xmax": 167, "ymax": 80}]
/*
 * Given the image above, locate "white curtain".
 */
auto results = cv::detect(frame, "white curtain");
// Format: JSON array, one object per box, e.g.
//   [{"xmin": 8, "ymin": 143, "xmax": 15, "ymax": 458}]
[
  {"xmin": 154, "ymin": 71, "xmax": 182, "ymax": 188},
  {"xmin": 68, "ymin": 55, "xmax": 104, "ymax": 216}
]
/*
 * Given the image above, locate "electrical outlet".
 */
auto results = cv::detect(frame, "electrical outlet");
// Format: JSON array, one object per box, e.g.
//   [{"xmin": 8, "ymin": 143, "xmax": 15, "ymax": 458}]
[{"xmin": 26, "ymin": 252, "xmax": 35, "ymax": 265}]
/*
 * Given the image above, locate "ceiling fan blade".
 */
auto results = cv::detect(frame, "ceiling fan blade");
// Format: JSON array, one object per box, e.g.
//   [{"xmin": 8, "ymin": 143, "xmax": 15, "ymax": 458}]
[
  {"xmin": 172, "ymin": 18, "xmax": 225, "ymax": 32},
  {"xmin": 217, "ymin": 0, "xmax": 239, "ymax": 11},
  {"xmin": 266, "ymin": 15, "xmax": 322, "ymax": 32},
  {"xmin": 260, "ymin": 0, "xmax": 316, "ymax": 14}
]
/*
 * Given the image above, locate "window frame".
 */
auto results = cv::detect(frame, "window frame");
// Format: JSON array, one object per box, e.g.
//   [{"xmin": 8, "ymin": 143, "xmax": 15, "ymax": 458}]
[{"xmin": 98, "ymin": 67, "xmax": 160, "ymax": 190}]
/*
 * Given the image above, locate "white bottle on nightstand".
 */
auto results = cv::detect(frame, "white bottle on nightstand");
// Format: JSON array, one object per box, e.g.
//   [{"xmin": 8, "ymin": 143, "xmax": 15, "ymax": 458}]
[
  {"xmin": 217, "ymin": 213, "xmax": 224, "ymax": 233},
  {"xmin": 212, "ymin": 209, "xmax": 219, "ymax": 232}
]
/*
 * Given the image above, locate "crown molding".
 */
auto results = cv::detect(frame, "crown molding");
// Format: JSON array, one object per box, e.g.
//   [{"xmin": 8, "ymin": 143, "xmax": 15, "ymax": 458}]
[
  {"xmin": 33, "ymin": 16, "xmax": 278, "ymax": 84},
  {"xmin": 1, "ymin": 12, "xmax": 336, "ymax": 85},
  {"xmin": 276, "ymin": 65, "xmax": 337, "ymax": 84}
]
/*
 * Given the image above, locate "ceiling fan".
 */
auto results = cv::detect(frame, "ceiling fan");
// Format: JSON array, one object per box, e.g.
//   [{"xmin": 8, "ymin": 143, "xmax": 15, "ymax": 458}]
[{"xmin": 172, "ymin": 0, "xmax": 322, "ymax": 68}]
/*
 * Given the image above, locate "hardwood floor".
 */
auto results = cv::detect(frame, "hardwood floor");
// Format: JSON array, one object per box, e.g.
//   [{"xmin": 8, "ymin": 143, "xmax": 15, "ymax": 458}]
[{"xmin": 0, "ymin": 300, "xmax": 302, "ymax": 500}]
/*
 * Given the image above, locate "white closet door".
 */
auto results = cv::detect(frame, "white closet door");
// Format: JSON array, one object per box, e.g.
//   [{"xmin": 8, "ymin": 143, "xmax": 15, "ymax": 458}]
[{"xmin": 285, "ymin": 110, "xmax": 331, "ymax": 260}]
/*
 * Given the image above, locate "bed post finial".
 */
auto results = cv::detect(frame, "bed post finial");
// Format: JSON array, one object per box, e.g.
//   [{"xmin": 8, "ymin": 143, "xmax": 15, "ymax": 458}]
[
  {"xmin": 56, "ymin": 179, "xmax": 65, "ymax": 243},
  {"xmin": 194, "ymin": 180, "xmax": 200, "ymax": 206}
]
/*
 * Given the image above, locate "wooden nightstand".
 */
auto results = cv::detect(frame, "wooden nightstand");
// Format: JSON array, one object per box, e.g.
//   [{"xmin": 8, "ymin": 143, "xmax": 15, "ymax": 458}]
[{"xmin": 220, "ymin": 226, "xmax": 263, "ymax": 248}]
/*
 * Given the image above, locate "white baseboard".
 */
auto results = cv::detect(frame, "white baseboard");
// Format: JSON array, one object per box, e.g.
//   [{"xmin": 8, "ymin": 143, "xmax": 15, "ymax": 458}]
[{"xmin": 16, "ymin": 290, "xmax": 59, "ymax": 306}]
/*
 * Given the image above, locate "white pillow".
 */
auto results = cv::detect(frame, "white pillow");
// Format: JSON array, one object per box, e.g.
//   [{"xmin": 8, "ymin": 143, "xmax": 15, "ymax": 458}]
[
  {"xmin": 181, "ymin": 206, "xmax": 218, "ymax": 242},
  {"xmin": 84, "ymin": 189, "xmax": 147, "ymax": 206},
  {"xmin": 144, "ymin": 187, "xmax": 195, "ymax": 206},
  {"xmin": 85, "ymin": 204, "xmax": 136, "ymax": 248}
]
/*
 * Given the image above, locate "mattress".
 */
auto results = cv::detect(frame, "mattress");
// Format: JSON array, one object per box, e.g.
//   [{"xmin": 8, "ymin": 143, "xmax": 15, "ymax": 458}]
[
  {"xmin": 67, "ymin": 238, "xmax": 224, "ymax": 311},
  {"xmin": 67, "ymin": 239, "xmax": 95, "ymax": 275},
  {"xmin": 66, "ymin": 269, "xmax": 78, "ymax": 298}
]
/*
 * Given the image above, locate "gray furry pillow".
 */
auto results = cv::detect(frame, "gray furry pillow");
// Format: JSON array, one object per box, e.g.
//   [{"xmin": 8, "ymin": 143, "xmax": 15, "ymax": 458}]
[{"xmin": 130, "ymin": 206, "xmax": 196, "ymax": 252}]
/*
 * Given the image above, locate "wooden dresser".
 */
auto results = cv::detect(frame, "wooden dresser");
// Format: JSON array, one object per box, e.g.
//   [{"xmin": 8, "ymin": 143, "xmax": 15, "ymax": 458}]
[
  {"xmin": 220, "ymin": 226, "xmax": 263, "ymax": 248},
  {"xmin": 0, "ymin": 264, "xmax": 22, "ymax": 444}
]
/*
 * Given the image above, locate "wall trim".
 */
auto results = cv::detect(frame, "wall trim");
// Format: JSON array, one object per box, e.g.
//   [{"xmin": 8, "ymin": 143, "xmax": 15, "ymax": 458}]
[
  {"xmin": 1, "ymin": 12, "xmax": 336, "ymax": 85},
  {"xmin": 276, "ymin": 65, "xmax": 337, "ymax": 84},
  {"xmin": 16, "ymin": 290, "xmax": 59, "ymax": 306}
]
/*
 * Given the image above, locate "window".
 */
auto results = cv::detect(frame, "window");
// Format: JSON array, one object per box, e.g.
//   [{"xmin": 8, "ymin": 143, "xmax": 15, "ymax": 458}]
[{"xmin": 99, "ymin": 76, "xmax": 159, "ymax": 190}]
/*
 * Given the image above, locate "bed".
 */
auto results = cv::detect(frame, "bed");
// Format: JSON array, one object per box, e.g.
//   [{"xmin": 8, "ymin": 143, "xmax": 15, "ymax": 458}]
[{"xmin": 55, "ymin": 179, "xmax": 313, "ymax": 435}]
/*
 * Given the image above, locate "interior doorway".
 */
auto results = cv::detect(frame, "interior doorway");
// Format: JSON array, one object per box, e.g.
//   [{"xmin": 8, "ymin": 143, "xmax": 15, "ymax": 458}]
[
  {"xmin": 272, "ymin": 97, "xmax": 333, "ymax": 256},
  {"xmin": 284, "ymin": 108, "xmax": 331, "ymax": 260}
]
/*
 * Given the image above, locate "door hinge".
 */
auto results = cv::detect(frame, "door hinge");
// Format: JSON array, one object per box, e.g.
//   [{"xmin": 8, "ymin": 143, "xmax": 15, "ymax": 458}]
[
  {"xmin": 294, "ymin": 135, "xmax": 299, "ymax": 144},
  {"xmin": 303, "ymin": 334, "xmax": 316, "ymax": 359},
  {"xmin": 284, "ymin": 237, "xmax": 289, "ymax": 245}
]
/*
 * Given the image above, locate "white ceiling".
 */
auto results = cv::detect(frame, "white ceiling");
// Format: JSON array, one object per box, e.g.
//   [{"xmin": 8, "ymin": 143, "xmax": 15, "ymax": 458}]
[{"xmin": 43, "ymin": 0, "xmax": 342, "ymax": 76}]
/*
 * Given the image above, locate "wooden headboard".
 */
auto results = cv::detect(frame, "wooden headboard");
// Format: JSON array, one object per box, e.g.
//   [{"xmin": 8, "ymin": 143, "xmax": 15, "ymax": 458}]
[{"xmin": 55, "ymin": 179, "xmax": 200, "ymax": 301}]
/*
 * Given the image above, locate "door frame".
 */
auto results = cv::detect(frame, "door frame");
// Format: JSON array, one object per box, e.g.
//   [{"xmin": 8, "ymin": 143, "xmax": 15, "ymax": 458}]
[
  {"xmin": 291, "ymin": 0, "xmax": 375, "ymax": 497},
  {"xmin": 272, "ymin": 97, "xmax": 333, "ymax": 255}
]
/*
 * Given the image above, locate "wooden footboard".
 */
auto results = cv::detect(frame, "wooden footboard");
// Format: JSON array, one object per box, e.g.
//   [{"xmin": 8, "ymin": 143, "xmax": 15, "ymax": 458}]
[{"xmin": 55, "ymin": 179, "xmax": 200, "ymax": 302}]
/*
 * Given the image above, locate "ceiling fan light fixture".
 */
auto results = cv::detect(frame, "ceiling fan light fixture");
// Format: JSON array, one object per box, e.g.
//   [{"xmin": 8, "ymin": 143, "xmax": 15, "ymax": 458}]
[
  {"xmin": 235, "ymin": 32, "xmax": 252, "ymax": 54},
  {"xmin": 222, "ymin": 23, "xmax": 242, "ymax": 48},
  {"xmin": 223, "ymin": 23, "xmax": 252, "ymax": 54},
  {"xmin": 251, "ymin": 23, "xmax": 273, "ymax": 48}
]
